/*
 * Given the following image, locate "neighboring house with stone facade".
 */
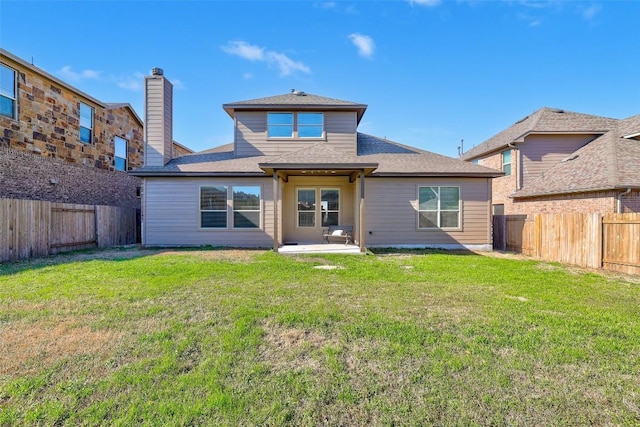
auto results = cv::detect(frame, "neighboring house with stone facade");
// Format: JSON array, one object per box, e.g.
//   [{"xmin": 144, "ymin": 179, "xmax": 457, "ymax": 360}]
[
  {"xmin": 0, "ymin": 48, "xmax": 147, "ymax": 208},
  {"xmin": 460, "ymin": 107, "xmax": 640, "ymax": 215},
  {"xmin": 131, "ymin": 69, "xmax": 502, "ymax": 252}
]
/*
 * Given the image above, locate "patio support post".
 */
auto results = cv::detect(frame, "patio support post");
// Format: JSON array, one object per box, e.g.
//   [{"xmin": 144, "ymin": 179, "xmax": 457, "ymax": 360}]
[
  {"xmin": 359, "ymin": 170, "xmax": 366, "ymax": 253},
  {"xmin": 273, "ymin": 172, "xmax": 279, "ymax": 252}
]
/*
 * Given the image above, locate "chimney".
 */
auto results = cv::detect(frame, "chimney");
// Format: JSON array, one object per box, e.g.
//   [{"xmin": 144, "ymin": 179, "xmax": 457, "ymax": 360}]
[{"xmin": 144, "ymin": 67, "xmax": 173, "ymax": 167}]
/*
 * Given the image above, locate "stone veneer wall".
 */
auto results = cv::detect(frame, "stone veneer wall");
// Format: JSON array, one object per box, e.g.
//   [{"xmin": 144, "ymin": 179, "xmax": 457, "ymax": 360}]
[
  {"xmin": 0, "ymin": 62, "xmax": 143, "ymax": 171},
  {"xmin": 0, "ymin": 146, "xmax": 141, "ymax": 209}
]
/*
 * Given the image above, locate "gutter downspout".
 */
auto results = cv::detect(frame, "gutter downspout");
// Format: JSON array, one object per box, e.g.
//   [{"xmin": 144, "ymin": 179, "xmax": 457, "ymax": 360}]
[{"xmin": 617, "ymin": 188, "xmax": 632, "ymax": 213}]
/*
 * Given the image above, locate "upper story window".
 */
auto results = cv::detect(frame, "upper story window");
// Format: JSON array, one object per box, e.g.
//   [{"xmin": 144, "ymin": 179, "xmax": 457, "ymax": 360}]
[
  {"xmin": 79, "ymin": 102, "xmax": 94, "ymax": 144},
  {"xmin": 0, "ymin": 63, "xmax": 17, "ymax": 119},
  {"xmin": 268, "ymin": 112, "xmax": 294, "ymax": 138},
  {"xmin": 298, "ymin": 112, "xmax": 323, "ymax": 138},
  {"xmin": 502, "ymin": 149, "xmax": 512, "ymax": 176},
  {"xmin": 267, "ymin": 112, "xmax": 324, "ymax": 139},
  {"xmin": 114, "ymin": 136, "xmax": 128, "ymax": 171}
]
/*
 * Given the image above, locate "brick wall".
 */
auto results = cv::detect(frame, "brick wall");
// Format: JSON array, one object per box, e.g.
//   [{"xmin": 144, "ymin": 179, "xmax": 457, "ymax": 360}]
[
  {"xmin": 621, "ymin": 191, "xmax": 640, "ymax": 213},
  {"xmin": 0, "ymin": 56, "xmax": 144, "ymax": 171},
  {"xmin": 512, "ymin": 192, "xmax": 619, "ymax": 215},
  {"xmin": 476, "ymin": 149, "xmax": 516, "ymax": 213},
  {"xmin": 0, "ymin": 146, "xmax": 141, "ymax": 209}
]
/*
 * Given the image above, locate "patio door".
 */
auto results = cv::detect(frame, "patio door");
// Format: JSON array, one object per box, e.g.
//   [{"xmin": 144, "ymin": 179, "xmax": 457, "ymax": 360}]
[{"xmin": 297, "ymin": 187, "xmax": 340, "ymax": 230}]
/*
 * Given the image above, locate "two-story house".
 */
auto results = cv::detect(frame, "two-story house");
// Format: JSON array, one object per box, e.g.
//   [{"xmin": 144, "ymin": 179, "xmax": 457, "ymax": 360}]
[
  {"xmin": 132, "ymin": 69, "xmax": 502, "ymax": 252},
  {"xmin": 460, "ymin": 108, "xmax": 640, "ymax": 215},
  {"xmin": 0, "ymin": 48, "xmax": 148, "ymax": 208}
]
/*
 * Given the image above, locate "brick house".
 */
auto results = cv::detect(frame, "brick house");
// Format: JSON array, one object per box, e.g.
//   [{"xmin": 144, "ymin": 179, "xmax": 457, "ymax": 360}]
[
  {"xmin": 0, "ymin": 48, "xmax": 146, "ymax": 208},
  {"xmin": 460, "ymin": 108, "xmax": 640, "ymax": 215}
]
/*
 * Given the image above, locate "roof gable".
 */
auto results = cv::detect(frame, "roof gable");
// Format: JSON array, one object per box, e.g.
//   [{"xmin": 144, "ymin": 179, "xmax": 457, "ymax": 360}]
[
  {"xmin": 511, "ymin": 127, "xmax": 640, "ymax": 198},
  {"xmin": 460, "ymin": 107, "xmax": 618, "ymax": 160}
]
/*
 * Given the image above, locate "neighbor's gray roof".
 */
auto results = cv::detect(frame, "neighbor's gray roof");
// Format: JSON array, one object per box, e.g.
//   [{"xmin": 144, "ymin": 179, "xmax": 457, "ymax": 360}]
[
  {"xmin": 511, "ymin": 124, "xmax": 640, "ymax": 199},
  {"xmin": 223, "ymin": 91, "xmax": 368, "ymax": 123},
  {"xmin": 131, "ymin": 133, "xmax": 502, "ymax": 178},
  {"xmin": 460, "ymin": 107, "xmax": 618, "ymax": 160}
]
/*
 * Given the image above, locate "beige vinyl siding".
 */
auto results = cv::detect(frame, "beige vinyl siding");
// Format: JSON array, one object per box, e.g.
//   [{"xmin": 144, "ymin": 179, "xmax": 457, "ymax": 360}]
[
  {"xmin": 234, "ymin": 111, "xmax": 357, "ymax": 157},
  {"xmin": 144, "ymin": 77, "xmax": 173, "ymax": 167},
  {"xmin": 325, "ymin": 111, "xmax": 357, "ymax": 154},
  {"xmin": 281, "ymin": 176, "xmax": 355, "ymax": 244},
  {"xmin": 364, "ymin": 177, "xmax": 492, "ymax": 246},
  {"xmin": 143, "ymin": 177, "xmax": 274, "ymax": 247},
  {"xmin": 520, "ymin": 134, "xmax": 599, "ymax": 187}
]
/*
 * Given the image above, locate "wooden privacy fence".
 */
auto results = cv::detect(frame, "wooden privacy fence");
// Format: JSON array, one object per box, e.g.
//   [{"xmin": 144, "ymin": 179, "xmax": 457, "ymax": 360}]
[
  {"xmin": 494, "ymin": 212, "xmax": 640, "ymax": 275},
  {"xmin": 0, "ymin": 199, "xmax": 138, "ymax": 262}
]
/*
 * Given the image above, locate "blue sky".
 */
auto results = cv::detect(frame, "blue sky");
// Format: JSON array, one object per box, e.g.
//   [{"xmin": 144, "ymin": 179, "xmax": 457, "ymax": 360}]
[{"xmin": 2, "ymin": 0, "xmax": 639, "ymax": 157}]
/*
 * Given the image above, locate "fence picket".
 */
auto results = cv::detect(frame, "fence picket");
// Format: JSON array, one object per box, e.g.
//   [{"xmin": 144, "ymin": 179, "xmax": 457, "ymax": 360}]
[{"xmin": 1, "ymin": 199, "xmax": 137, "ymax": 262}]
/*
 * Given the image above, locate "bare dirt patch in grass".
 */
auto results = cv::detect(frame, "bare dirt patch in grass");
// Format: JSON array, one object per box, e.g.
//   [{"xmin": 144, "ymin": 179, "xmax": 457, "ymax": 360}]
[
  {"xmin": 0, "ymin": 316, "xmax": 124, "ymax": 376},
  {"xmin": 259, "ymin": 321, "xmax": 339, "ymax": 373},
  {"xmin": 155, "ymin": 248, "xmax": 261, "ymax": 262}
]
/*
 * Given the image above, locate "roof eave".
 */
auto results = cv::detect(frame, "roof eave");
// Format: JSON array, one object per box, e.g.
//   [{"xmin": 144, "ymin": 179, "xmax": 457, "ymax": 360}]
[
  {"xmin": 371, "ymin": 172, "xmax": 503, "ymax": 178},
  {"xmin": 510, "ymin": 185, "xmax": 640, "ymax": 199},
  {"xmin": 223, "ymin": 104, "xmax": 368, "ymax": 124},
  {"xmin": 129, "ymin": 171, "xmax": 268, "ymax": 178}
]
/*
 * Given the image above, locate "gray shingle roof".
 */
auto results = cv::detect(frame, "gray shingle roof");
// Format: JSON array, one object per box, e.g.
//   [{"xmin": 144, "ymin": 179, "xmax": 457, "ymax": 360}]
[
  {"xmin": 511, "ymin": 125, "xmax": 640, "ymax": 198},
  {"xmin": 222, "ymin": 91, "xmax": 368, "ymax": 123},
  {"xmin": 460, "ymin": 107, "xmax": 618, "ymax": 160},
  {"xmin": 131, "ymin": 133, "xmax": 502, "ymax": 177}
]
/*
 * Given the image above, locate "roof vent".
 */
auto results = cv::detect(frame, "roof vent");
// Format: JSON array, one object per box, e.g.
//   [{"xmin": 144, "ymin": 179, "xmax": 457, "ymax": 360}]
[
  {"xmin": 291, "ymin": 89, "xmax": 306, "ymax": 96},
  {"xmin": 151, "ymin": 67, "xmax": 164, "ymax": 76},
  {"xmin": 552, "ymin": 108, "xmax": 565, "ymax": 113},
  {"xmin": 514, "ymin": 115, "xmax": 529, "ymax": 124}
]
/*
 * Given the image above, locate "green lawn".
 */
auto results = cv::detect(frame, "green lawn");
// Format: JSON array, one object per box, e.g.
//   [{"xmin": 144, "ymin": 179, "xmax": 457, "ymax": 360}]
[{"xmin": 1, "ymin": 248, "xmax": 639, "ymax": 426}]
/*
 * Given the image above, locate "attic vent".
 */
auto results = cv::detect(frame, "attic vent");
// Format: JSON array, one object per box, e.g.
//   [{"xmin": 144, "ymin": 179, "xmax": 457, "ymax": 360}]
[
  {"xmin": 514, "ymin": 115, "xmax": 529, "ymax": 124},
  {"xmin": 552, "ymin": 108, "xmax": 565, "ymax": 113},
  {"xmin": 290, "ymin": 89, "xmax": 306, "ymax": 96}
]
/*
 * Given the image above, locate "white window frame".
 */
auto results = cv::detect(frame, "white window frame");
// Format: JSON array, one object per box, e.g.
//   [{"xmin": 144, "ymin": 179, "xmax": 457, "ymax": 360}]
[
  {"xmin": 79, "ymin": 102, "xmax": 94, "ymax": 144},
  {"xmin": 267, "ymin": 112, "xmax": 294, "ymax": 138},
  {"xmin": 502, "ymin": 149, "xmax": 512, "ymax": 176},
  {"xmin": 267, "ymin": 112, "xmax": 325, "ymax": 139},
  {"xmin": 200, "ymin": 185, "xmax": 229, "ymax": 229},
  {"xmin": 297, "ymin": 188, "xmax": 316, "ymax": 228},
  {"xmin": 114, "ymin": 136, "xmax": 128, "ymax": 171},
  {"xmin": 0, "ymin": 63, "xmax": 17, "ymax": 120},
  {"xmin": 199, "ymin": 185, "xmax": 263, "ymax": 230},
  {"xmin": 297, "ymin": 112, "xmax": 324, "ymax": 139},
  {"xmin": 232, "ymin": 186, "xmax": 262, "ymax": 229},
  {"xmin": 296, "ymin": 187, "xmax": 341, "ymax": 229},
  {"xmin": 417, "ymin": 186, "xmax": 461, "ymax": 230},
  {"xmin": 320, "ymin": 188, "xmax": 340, "ymax": 227}
]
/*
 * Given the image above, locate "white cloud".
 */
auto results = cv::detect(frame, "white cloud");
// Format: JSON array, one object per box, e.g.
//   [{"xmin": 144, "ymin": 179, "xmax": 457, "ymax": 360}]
[
  {"xmin": 348, "ymin": 33, "xmax": 375, "ymax": 59},
  {"xmin": 408, "ymin": 0, "xmax": 441, "ymax": 7},
  {"xmin": 58, "ymin": 66, "xmax": 101, "ymax": 82},
  {"xmin": 221, "ymin": 40, "xmax": 265, "ymax": 61},
  {"xmin": 172, "ymin": 79, "xmax": 186, "ymax": 90},
  {"xmin": 315, "ymin": 1, "xmax": 336, "ymax": 9},
  {"xmin": 115, "ymin": 72, "xmax": 145, "ymax": 92},
  {"xmin": 518, "ymin": 13, "xmax": 543, "ymax": 27},
  {"xmin": 581, "ymin": 3, "xmax": 601, "ymax": 20},
  {"xmin": 222, "ymin": 40, "xmax": 310, "ymax": 76}
]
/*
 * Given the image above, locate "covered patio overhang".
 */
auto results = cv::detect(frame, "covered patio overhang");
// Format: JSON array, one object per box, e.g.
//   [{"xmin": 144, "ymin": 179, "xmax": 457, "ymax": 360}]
[{"xmin": 258, "ymin": 161, "xmax": 379, "ymax": 254}]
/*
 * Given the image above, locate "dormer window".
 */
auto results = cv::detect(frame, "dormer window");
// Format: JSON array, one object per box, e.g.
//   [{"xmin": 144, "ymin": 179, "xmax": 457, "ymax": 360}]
[{"xmin": 267, "ymin": 112, "xmax": 324, "ymax": 139}]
